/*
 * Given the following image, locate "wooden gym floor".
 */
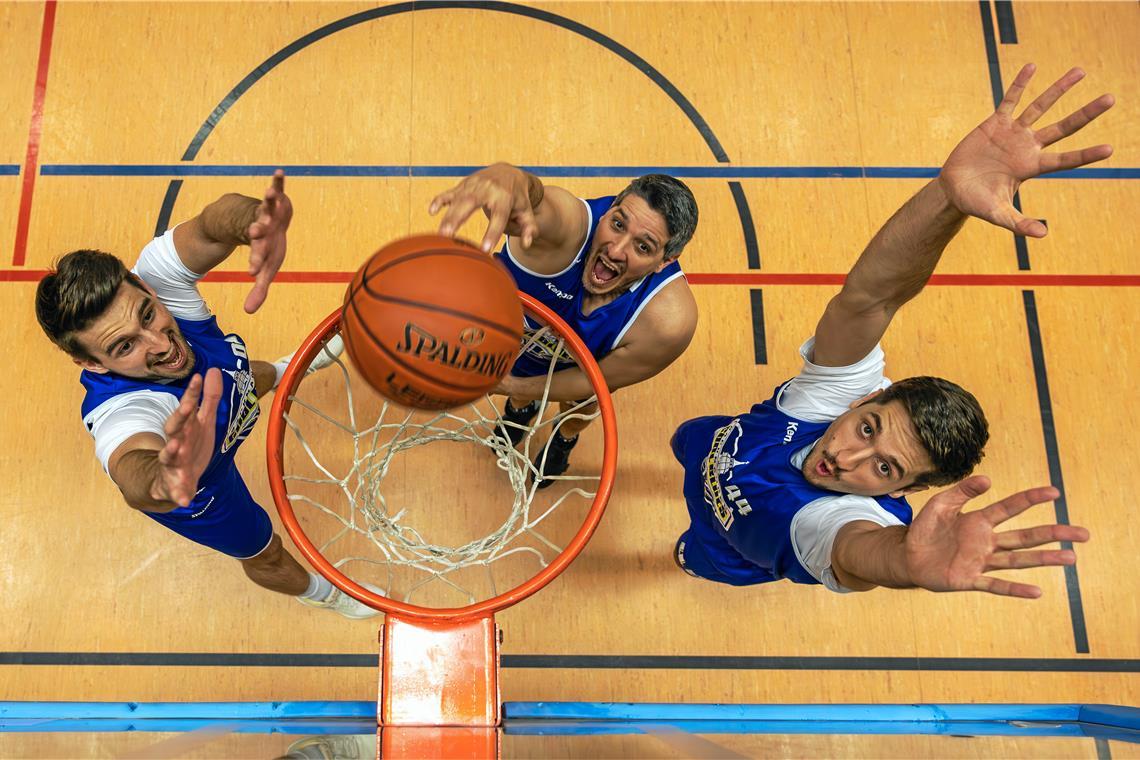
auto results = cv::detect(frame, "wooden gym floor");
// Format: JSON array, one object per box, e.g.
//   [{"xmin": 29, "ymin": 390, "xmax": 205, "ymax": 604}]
[{"xmin": 0, "ymin": 2, "xmax": 1137, "ymax": 756}]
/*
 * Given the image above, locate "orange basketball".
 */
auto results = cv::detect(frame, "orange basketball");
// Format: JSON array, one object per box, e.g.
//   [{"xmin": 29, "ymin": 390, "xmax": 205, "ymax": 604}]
[{"xmin": 341, "ymin": 234, "xmax": 523, "ymax": 410}]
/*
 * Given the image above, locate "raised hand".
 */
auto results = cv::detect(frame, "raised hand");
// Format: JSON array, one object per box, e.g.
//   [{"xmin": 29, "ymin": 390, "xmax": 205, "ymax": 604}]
[
  {"xmin": 904, "ymin": 475, "xmax": 1089, "ymax": 598},
  {"xmin": 939, "ymin": 64, "xmax": 1114, "ymax": 238},
  {"xmin": 429, "ymin": 163, "xmax": 540, "ymax": 252},
  {"xmin": 244, "ymin": 170, "xmax": 293, "ymax": 313},
  {"xmin": 152, "ymin": 368, "xmax": 223, "ymax": 508}
]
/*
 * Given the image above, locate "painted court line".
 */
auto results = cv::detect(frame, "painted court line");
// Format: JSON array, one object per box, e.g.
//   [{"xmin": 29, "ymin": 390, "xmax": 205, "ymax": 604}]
[{"xmin": 12, "ymin": 0, "xmax": 57, "ymax": 267}]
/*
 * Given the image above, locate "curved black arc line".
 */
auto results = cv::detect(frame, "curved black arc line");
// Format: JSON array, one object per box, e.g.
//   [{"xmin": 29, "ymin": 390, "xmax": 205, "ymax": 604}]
[
  {"xmin": 166, "ymin": 1, "xmax": 755, "ymax": 257},
  {"xmin": 182, "ymin": 1, "xmax": 728, "ymax": 163}
]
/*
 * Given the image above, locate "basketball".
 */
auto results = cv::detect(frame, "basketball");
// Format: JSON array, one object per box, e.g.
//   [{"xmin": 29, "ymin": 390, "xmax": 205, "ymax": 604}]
[{"xmin": 341, "ymin": 234, "xmax": 524, "ymax": 410}]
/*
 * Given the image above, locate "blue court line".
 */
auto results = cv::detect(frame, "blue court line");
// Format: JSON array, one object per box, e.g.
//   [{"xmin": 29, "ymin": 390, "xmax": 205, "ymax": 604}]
[
  {"xmin": 0, "ymin": 701, "xmax": 374, "ymax": 720},
  {"xmin": 0, "ymin": 165, "xmax": 19, "ymax": 175},
  {"xmin": 2, "ymin": 702, "xmax": 1135, "ymax": 739},
  {"xmin": 37, "ymin": 164, "xmax": 1140, "ymax": 178}
]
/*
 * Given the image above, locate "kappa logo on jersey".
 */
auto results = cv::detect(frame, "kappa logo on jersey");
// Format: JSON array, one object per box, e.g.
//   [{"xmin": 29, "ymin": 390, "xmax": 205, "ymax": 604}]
[
  {"xmin": 545, "ymin": 281, "xmax": 574, "ymax": 300},
  {"xmin": 702, "ymin": 419, "xmax": 751, "ymax": 530},
  {"xmin": 782, "ymin": 420, "xmax": 799, "ymax": 443},
  {"xmin": 220, "ymin": 335, "xmax": 260, "ymax": 453}
]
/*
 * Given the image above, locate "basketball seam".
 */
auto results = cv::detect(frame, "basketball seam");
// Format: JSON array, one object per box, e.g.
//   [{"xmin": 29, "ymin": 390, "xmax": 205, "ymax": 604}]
[
  {"xmin": 361, "ymin": 249, "xmax": 521, "ymax": 339},
  {"xmin": 341, "ymin": 298, "xmax": 503, "ymax": 396}
]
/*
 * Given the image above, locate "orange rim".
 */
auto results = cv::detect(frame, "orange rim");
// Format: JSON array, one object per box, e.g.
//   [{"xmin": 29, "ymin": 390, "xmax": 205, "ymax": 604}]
[{"xmin": 267, "ymin": 292, "xmax": 618, "ymax": 621}]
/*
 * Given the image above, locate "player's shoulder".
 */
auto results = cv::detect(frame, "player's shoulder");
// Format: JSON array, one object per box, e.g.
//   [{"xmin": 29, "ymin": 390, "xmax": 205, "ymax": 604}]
[
  {"xmin": 622, "ymin": 275, "xmax": 697, "ymax": 351},
  {"xmin": 83, "ymin": 386, "xmax": 180, "ymax": 429}
]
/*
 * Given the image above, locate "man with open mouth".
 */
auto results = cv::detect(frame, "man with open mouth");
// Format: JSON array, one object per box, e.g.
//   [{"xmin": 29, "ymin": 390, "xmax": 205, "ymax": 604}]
[
  {"xmin": 36, "ymin": 172, "xmax": 377, "ymax": 620},
  {"xmin": 670, "ymin": 65, "xmax": 1107, "ymax": 599},
  {"xmin": 431, "ymin": 163, "xmax": 700, "ymax": 487}
]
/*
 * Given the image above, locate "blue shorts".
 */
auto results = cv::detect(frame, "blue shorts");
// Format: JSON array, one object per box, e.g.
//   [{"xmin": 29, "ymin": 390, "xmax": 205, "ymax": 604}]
[
  {"xmin": 143, "ymin": 461, "xmax": 274, "ymax": 559},
  {"xmin": 671, "ymin": 416, "xmax": 776, "ymax": 587}
]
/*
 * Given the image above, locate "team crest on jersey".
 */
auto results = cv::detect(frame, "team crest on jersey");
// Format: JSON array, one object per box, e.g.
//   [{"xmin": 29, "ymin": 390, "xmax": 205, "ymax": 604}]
[
  {"xmin": 702, "ymin": 419, "xmax": 752, "ymax": 531},
  {"xmin": 519, "ymin": 320, "xmax": 575, "ymax": 366},
  {"xmin": 220, "ymin": 335, "xmax": 260, "ymax": 453}
]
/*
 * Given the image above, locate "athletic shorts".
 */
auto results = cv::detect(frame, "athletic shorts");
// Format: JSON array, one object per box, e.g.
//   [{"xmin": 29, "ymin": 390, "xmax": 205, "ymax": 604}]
[
  {"xmin": 670, "ymin": 416, "xmax": 776, "ymax": 587},
  {"xmin": 143, "ymin": 461, "xmax": 274, "ymax": 559}
]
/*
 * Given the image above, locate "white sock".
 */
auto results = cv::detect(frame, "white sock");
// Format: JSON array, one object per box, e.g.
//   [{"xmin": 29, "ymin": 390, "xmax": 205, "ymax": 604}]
[
  {"xmin": 299, "ymin": 572, "xmax": 335, "ymax": 601},
  {"xmin": 272, "ymin": 359, "xmax": 291, "ymax": 390}
]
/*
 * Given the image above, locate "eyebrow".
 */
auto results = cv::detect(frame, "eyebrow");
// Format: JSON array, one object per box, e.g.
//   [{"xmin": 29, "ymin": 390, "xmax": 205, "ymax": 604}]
[
  {"xmin": 105, "ymin": 297, "xmax": 152, "ymax": 356},
  {"xmin": 868, "ymin": 411, "xmax": 906, "ymax": 479},
  {"xmin": 614, "ymin": 208, "xmax": 660, "ymax": 250}
]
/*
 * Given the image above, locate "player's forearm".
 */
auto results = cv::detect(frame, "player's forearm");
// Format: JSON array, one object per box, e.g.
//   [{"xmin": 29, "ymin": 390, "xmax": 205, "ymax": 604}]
[
  {"xmin": 506, "ymin": 367, "xmax": 599, "ymax": 403},
  {"xmin": 177, "ymin": 193, "xmax": 261, "ymax": 274},
  {"xmin": 110, "ymin": 449, "xmax": 183, "ymax": 514},
  {"xmin": 831, "ymin": 524, "xmax": 915, "ymax": 591},
  {"xmin": 838, "ymin": 179, "xmax": 967, "ymax": 312}
]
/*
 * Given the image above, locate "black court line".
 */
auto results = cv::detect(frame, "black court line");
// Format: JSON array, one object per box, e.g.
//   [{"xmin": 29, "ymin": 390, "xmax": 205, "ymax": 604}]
[
  {"xmin": 977, "ymin": 0, "xmax": 1085, "ymax": 650},
  {"xmin": 1023, "ymin": 290, "xmax": 1089, "ymax": 653},
  {"xmin": 749, "ymin": 289, "xmax": 767, "ymax": 365},
  {"xmin": 153, "ymin": 1, "xmax": 759, "ymax": 297},
  {"xmin": 995, "ymin": 0, "xmax": 1018, "ymax": 44},
  {"xmin": 977, "ymin": 1, "xmax": 1032, "ymax": 270},
  {"xmin": 154, "ymin": 179, "xmax": 182, "ymax": 238},
  {"xmin": 729, "ymin": 181, "xmax": 760, "ymax": 269},
  {"xmin": 2, "ymin": 652, "xmax": 1138, "ymax": 671}
]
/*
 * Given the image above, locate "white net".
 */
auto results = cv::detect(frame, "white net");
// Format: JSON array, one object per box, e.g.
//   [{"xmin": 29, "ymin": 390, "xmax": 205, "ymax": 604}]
[{"xmin": 275, "ymin": 318, "xmax": 611, "ymax": 611}]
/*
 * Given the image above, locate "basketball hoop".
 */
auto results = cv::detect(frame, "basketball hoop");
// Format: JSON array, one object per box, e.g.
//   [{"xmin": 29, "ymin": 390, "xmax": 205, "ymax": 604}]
[{"xmin": 266, "ymin": 292, "xmax": 617, "ymax": 739}]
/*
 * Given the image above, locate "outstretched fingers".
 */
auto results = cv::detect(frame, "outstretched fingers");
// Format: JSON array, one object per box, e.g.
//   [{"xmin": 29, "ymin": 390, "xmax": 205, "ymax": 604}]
[
  {"xmin": 1016, "ymin": 66, "xmax": 1085, "ymax": 126},
  {"xmin": 1035, "ymin": 93, "xmax": 1116, "ymax": 147},
  {"xmin": 197, "ymin": 368, "xmax": 223, "ymax": 424},
  {"xmin": 436, "ymin": 195, "xmax": 481, "ymax": 238},
  {"xmin": 977, "ymin": 485, "xmax": 1059, "ymax": 526},
  {"xmin": 973, "ymin": 575, "xmax": 1043, "ymax": 599},
  {"xmin": 997, "ymin": 63, "xmax": 1037, "ymax": 115},
  {"xmin": 996, "ymin": 522, "xmax": 1090, "ymax": 550},
  {"xmin": 986, "ymin": 548, "xmax": 1077, "ymax": 571}
]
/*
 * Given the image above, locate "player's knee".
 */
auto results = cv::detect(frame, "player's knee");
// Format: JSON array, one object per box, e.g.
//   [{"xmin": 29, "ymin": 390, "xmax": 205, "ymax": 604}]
[{"xmin": 240, "ymin": 533, "xmax": 283, "ymax": 568}]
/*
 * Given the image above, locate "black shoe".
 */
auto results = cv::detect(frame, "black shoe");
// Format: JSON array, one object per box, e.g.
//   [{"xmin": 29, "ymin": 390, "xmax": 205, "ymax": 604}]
[
  {"xmin": 495, "ymin": 400, "xmax": 539, "ymax": 448},
  {"xmin": 534, "ymin": 432, "xmax": 579, "ymax": 489}
]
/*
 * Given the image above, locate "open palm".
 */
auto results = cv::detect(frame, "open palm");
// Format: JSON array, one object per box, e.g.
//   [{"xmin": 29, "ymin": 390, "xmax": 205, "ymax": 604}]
[
  {"xmin": 153, "ymin": 368, "xmax": 223, "ymax": 508},
  {"xmin": 904, "ymin": 475, "xmax": 1089, "ymax": 598},
  {"xmin": 939, "ymin": 64, "xmax": 1114, "ymax": 238}
]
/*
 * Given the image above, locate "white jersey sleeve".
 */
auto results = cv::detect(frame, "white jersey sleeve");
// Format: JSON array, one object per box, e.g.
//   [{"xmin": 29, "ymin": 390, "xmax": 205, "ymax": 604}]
[
  {"xmin": 790, "ymin": 494, "xmax": 906, "ymax": 593},
  {"xmin": 83, "ymin": 391, "xmax": 179, "ymax": 473},
  {"xmin": 775, "ymin": 337, "xmax": 890, "ymax": 422},
  {"xmin": 132, "ymin": 227, "xmax": 212, "ymax": 321}
]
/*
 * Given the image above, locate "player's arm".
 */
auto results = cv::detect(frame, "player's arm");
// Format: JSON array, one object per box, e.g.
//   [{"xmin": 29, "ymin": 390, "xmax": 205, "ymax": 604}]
[
  {"xmin": 171, "ymin": 171, "xmax": 293, "ymax": 314},
  {"xmin": 500, "ymin": 280, "xmax": 697, "ymax": 402},
  {"xmin": 429, "ymin": 163, "xmax": 589, "ymax": 255},
  {"xmin": 829, "ymin": 476, "xmax": 1089, "ymax": 597},
  {"xmin": 812, "ymin": 65, "xmax": 1113, "ymax": 368},
  {"xmin": 106, "ymin": 369, "xmax": 223, "ymax": 513}
]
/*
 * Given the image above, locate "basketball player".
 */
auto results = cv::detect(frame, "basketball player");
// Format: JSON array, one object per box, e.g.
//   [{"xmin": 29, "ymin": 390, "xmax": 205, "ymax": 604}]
[
  {"xmin": 670, "ymin": 65, "xmax": 1107, "ymax": 596},
  {"xmin": 36, "ymin": 172, "xmax": 377, "ymax": 618},
  {"xmin": 429, "ymin": 167, "xmax": 699, "ymax": 486}
]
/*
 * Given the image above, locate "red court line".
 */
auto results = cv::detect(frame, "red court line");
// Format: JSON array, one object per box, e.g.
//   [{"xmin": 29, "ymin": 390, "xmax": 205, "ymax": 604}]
[
  {"xmin": 12, "ymin": 0, "xmax": 57, "ymax": 267},
  {"xmin": 4, "ymin": 270, "xmax": 1138, "ymax": 287}
]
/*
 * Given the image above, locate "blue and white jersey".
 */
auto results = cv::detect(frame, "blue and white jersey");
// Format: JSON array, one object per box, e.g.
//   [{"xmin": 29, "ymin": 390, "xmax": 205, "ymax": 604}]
[
  {"xmin": 678, "ymin": 383, "xmax": 913, "ymax": 586},
  {"xmin": 80, "ymin": 315, "xmax": 260, "ymax": 496},
  {"xmin": 80, "ymin": 230, "xmax": 261, "ymax": 513},
  {"xmin": 494, "ymin": 195, "xmax": 685, "ymax": 378}
]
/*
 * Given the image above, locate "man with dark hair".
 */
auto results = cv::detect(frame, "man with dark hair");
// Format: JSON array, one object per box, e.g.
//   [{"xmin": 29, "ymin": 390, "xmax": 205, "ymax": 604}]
[
  {"xmin": 36, "ymin": 172, "xmax": 377, "ymax": 619},
  {"xmin": 430, "ymin": 163, "xmax": 699, "ymax": 485},
  {"xmin": 672, "ymin": 65, "xmax": 1107, "ymax": 597}
]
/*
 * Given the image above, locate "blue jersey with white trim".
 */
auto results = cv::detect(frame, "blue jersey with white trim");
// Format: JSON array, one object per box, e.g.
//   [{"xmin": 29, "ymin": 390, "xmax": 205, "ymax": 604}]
[
  {"xmin": 494, "ymin": 195, "xmax": 685, "ymax": 378},
  {"xmin": 80, "ymin": 316, "xmax": 261, "ymax": 513},
  {"xmin": 679, "ymin": 382, "xmax": 913, "ymax": 585}
]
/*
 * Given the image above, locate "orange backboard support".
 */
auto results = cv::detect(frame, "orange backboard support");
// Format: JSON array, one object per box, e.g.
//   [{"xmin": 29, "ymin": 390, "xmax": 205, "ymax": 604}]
[{"xmin": 379, "ymin": 614, "xmax": 501, "ymax": 727}]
